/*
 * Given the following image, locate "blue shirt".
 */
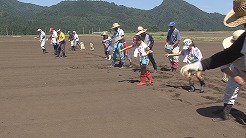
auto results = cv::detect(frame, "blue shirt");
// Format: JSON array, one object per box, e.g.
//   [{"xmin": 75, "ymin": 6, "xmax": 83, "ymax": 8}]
[{"xmin": 167, "ymin": 28, "xmax": 181, "ymax": 45}]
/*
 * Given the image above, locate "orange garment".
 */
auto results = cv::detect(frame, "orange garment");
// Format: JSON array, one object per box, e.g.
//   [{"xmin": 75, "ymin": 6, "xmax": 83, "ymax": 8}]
[{"xmin": 123, "ymin": 42, "xmax": 129, "ymax": 55}]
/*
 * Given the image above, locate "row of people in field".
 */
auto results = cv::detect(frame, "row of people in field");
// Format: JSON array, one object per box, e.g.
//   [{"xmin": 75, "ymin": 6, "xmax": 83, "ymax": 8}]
[{"xmin": 36, "ymin": 28, "xmax": 67, "ymax": 57}]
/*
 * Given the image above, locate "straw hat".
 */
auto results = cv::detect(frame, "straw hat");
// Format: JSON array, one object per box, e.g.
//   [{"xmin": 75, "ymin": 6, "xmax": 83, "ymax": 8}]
[
  {"xmin": 101, "ymin": 31, "xmax": 108, "ymax": 36},
  {"xmin": 222, "ymin": 30, "xmax": 245, "ymax": 49},
  {"xmin": 224, "ymin": 0, "xmax": 246, "ymax": 27},
  {"xmin": 112, "ymin": 23, "xmax": 120, "ymax": 29},
  {"xmin": 136, "ymin": 26, "xmax": 147, "ymax": 35}
]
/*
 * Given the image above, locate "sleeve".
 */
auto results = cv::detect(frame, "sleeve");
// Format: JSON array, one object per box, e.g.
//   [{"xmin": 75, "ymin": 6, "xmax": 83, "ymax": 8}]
[
  {"xmin": 201, "ymin": 32, "xmax": 246, "ymax": 71},
  {"xmin": 196, "ymin": 48, "xmax": 203, "ymax": 61},
  {"xmin": 176, "ymin": 30, "xmax": 181, "ymax": 41},
  {"xmin": 148, "ymin": 34, "xmax": 154, "ymax": 49}
]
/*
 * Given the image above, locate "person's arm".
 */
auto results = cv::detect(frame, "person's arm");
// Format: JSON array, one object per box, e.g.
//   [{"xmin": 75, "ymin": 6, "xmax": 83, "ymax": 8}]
[
  {"xmin": 201, "ymin": 32, "xmax": 245, "ymax": 71},
  {"xmin": 221, "ymin": 65, "xmax": 245, "ymax": 85},
  {"xmin": 119, "ymin": 45, "xmax": 133, "ymax": 52},
  {"xmin": 148, "ymin": 34, "xmax": 154, "ymax": 49},
  {"xmin": 165, "ymin": 52, "xmax": 180, "ymax": 57}
]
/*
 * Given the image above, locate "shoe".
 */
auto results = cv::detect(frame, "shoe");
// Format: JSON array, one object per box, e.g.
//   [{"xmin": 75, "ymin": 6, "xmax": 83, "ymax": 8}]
[
  {"xmin": 200, "ymin": 84, "xmax": 205, "ymax": 93},
  {"xmin": 154, "ymin": 70, "xmax": 157, "ymax": 73},
  {"xmin": 188, "ymin": 86, "xmax": 195, "ymax": 92},
  {"xmin": 137, "ymin": 74, "xmax": 147, "ymax": 86}
]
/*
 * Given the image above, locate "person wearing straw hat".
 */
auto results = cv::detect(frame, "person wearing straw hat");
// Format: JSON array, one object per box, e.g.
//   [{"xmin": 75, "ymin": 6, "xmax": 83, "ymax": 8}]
[
  {"xmin": 112, "ymin": 22, "xmax": 125, "ymax": 66},
  {"xmin": 106, "ymin": 22, "xmax": 125, "ymax": 67},
  {"xmin": 180, "ymin": 0, "xmax": 246, "ymax": 121},
  {"xmin": 221, "ymin": 30, "xmax": 245, "ymax": 83},
  {"xmin": 101, "ymin": 31, "xmax": 112, "ymax": 60},
  {"xmin": 165, "ymin": 39, "xmax": 205, "ymax": 92},
  {"xmin": 165, "ymin": 21, "xmax": 181, "ymax": 72},
  {"xmin": 137, "ymin": 26, "xmax": 158, "ymax": 73},
  {"xmin": 215, "ymin": 30, "xmax": 245, "ymax": 121}
]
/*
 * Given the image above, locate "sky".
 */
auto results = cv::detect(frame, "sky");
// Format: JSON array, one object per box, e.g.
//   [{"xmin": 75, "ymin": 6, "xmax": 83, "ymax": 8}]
[{"xmin": 18, "ymin": 0, "xmax": 232, "ymax": 15}]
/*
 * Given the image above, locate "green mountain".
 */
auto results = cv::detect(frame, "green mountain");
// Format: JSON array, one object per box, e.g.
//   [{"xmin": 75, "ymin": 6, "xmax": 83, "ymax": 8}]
[{"xmin": 0, "ymin": 0, "xmax": 232, "ymax": 35}]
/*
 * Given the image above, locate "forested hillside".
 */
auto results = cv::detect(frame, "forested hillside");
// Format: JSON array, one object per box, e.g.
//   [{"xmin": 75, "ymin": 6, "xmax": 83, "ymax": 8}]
[{"xmin": 0, "ymin": 0, "xmax": 232, "ymax": 35}]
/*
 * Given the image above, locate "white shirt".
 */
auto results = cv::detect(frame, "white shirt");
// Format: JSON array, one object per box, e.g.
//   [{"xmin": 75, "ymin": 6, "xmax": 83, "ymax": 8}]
[
  {"xmin": 51, "ymin": 30, "xmax": 58, "ymax": 44},
  {"xmin": 136, "ymin": 41, "xmax": 149, "ymax": 57},
  {"xmin": 74, "ymin": 33, "xmax": 79, "ymax": 42}
]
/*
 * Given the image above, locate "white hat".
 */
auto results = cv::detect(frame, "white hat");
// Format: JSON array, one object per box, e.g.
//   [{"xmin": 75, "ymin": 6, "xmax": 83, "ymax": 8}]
[
  {"xmin": 57, "ymin": 29, "xmax": 61, "ymax": 32},
  {"xmin": 136, "ymin": 26, "xmax": 147, "ymax": 35},
  {"xmin": 37, "ymin": 29, "xmax": 42, "ymax": 32},
  {"xmin": 222, "ymin": 30, "xmax": 245, "ymax": 49},
  {"xmin": 183, "ymin": 39, "xmax": 192, "ymax": 49},
  {"xmin": 223, "ymin": 0, "xmax": 246, "ymax": 27}
]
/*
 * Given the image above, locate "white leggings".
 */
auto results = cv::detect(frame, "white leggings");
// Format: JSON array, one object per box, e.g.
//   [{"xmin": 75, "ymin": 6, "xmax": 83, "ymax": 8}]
[{"xmin": 223, "ymin": 67, "xmax": 245, "ymax": 104}]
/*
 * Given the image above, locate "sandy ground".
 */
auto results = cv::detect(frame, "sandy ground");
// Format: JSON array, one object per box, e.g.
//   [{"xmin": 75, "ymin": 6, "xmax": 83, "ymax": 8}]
[{"xmin": 0, "ymin": 33, "xmax": 245, "ymax": 138}]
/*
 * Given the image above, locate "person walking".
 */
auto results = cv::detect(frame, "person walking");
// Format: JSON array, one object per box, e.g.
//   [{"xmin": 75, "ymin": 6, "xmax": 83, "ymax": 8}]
[
  {"xmin": 109, "ymin": 22, "xmax": 125, "ymax": 67},
  {"xmin": 165, "ymin": 21, "xmax": 181, "ymax": 72},
  {"xmin": 49, "ymin": 28, "xmax": 58, "ymax": 55},
  {"xmin": 165, "ymin": 39, "xmax": 205, "ymax": 92},
  {"xmin": 57, "ymin": 29, "xmax": 66, "ymax": 57},
  {"xmin": 180, "ymin": 0, "xmax": 246, "ymax": 121},
  {"xmin": 120, "ymin": 35, "xmax": 154, "ymax": 86},
  {"xmin": 36, "ymin": 28, "xmax": 47, "ymax": 54},
  {"xmin": 137, "ymin": 26, "xmax": 157, "ymax": 72}
]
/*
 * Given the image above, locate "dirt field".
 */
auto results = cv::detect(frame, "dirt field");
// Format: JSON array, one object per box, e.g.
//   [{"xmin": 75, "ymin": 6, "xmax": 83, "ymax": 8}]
[{"xmin": 0, "ymin": 32, "xmax": 245, "ymax": 138}]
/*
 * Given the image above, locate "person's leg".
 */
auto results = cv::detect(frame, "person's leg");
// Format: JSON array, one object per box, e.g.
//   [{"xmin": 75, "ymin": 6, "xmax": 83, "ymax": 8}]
[
  {"xmin": 196, "ymin": 71, "xmax": 205, "ymax": 93},
  {"xmin": 41, "ymin": 40, "xmax": 46, "ymax": 53},
  {"xmin": 56, "ymin": 44, "xmax": 61, "ymax": 57},
  {"xmin": 148, "ymin": 53, "xmax": 157, "ymax": 72},
  {"xmin": 137, "ymin": 64, "xmax": 147, "ymax": 86},
  {"xmin": 119, "ymin": 43, "xmax": 125, "ymax": 66},
  {"xmin": 189, "ymin": 76, "xmax": 195, "ymax": 92},
  {"xmin": 61, "ymin": 42, "xmax": 66, "ymax": 57},
  {"xmin": 172, "ymin": 46, "xmax": 179, "ymax": 71},
  {"xmin": 111, "ymin": 45, "xmax": 117, "ymax": 66},
  {"xmin": 222, "ymin": 68, "xmax": 242, "ymax": 120}
]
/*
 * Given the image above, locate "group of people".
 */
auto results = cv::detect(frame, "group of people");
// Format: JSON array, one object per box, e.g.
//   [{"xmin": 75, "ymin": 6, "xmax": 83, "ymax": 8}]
[
  {"xmin": 101, "ymin": 23, "xmax": 158, "ymax": 86},
  {"xmin": 34, "ymin": 0, "xmax": 245, "ymax": 123},
  {"xmin": 36, "ymin": 28, "xmax": 67, "ymax": 57},
  {"xmin": 180, "ymin": 0, "xmax": 245, "ymax": 122},
  {"xmin": 101, "ymin": 0, "xmax": 246, "ymax": 123}
]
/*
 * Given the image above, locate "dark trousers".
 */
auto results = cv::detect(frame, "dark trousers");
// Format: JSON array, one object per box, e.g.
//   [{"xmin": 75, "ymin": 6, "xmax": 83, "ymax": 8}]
[{"xmin": 148, "ymin": 53, "xmax": 157, "ymax": 71}]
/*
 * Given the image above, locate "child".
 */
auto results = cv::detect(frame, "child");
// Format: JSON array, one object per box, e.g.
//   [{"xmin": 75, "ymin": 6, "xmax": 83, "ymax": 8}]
[
  {"xmin": 123, "ymin": 42, "xmax": 132, "ymax": 67},
  {"xmin": 101, "ymin": 31, "xmax": 112, "ymax": 60},
  {"xmin": 120, "ymin": 35, "xmax": 154, "ymax": 86},
  {"xmin": 165, "ymin": 39, "xmax": 205, "ymax": 92}
]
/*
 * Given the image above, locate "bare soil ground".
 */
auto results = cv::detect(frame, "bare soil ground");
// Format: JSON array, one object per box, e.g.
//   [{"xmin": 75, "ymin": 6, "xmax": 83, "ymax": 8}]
[{"xmin": 0, "ymin": 32, "xmax": 245, "ymax": 138}]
